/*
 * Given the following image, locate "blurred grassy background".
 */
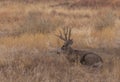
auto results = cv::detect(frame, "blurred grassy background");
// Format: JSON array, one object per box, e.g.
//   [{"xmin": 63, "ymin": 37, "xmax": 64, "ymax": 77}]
[{"xmin": 0, "ymin": 0, "xmax": 119, "ymax": 82}]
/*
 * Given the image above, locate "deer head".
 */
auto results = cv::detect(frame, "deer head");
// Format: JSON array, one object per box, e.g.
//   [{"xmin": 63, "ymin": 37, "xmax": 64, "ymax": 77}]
[{"xmin": 56, "ymin": 27, "xmax": 73, "ymax": 54}]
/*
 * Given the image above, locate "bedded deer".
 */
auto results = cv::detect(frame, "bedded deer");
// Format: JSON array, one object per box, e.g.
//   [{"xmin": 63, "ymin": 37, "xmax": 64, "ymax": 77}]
[{"xmin": 56, "ymin": 27, "xmax": 103, "ymax": 67}]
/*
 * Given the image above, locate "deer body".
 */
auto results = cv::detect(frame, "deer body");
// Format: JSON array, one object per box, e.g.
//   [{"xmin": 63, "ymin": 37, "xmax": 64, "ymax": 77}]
[{"xmin": 56, "ymin": 27, "xmax": 103, "ymax": 67}]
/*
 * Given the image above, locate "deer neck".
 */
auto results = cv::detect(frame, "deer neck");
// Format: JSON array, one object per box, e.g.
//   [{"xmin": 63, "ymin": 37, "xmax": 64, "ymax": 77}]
[{"xmin": 65, "ymin": 47, "xmax": 74, "ymax": 55}]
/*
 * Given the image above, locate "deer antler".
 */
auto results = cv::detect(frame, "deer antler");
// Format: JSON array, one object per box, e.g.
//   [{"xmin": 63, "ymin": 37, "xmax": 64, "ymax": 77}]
[
  {"xmin": 56, "ymin": 27, "xmax": 72, "ymax": 41},
  {"xmin": 68, "ymin": 27, "xmax": 72, "ymax": 40},
  {"xmin": 56, "ymin": 30, "xmax": 66, "ymax": 41}
]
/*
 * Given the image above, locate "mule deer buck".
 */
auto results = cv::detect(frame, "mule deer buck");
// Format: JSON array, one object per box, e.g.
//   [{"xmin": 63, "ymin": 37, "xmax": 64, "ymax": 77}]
[{"xmin": 56, "ymin": 27, "xmax": 103, "ymax": 67}]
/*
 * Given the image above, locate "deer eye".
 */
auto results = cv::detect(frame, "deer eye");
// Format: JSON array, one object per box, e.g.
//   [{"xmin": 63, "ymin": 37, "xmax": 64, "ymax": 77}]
[{"xmin": 61, "ymin": 45, "xmax": 66, "ymax": 50}]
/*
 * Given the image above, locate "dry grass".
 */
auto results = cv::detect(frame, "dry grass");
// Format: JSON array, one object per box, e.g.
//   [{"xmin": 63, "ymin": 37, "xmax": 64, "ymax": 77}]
[
  {"xmin": 0, "ymin": 1, "xmax": 120, "ymax": 82},
  {"xmin": 0, "ymin": 46, "xmax": 120, "ymax": 82}
]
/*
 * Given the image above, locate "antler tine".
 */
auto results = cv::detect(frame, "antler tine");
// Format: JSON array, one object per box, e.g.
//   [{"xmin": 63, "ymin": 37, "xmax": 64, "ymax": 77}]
[
  {"xmin": 56, "ymin": 30, "xmax": 66, "ymax": 41},
  {"xmin": 56, "ymin": 27, "xmax": 72, "ymax": 41},
  {"xmin": 68, "ymin": 27, "xmax": 72, "ymax": 40},
  {"xmin": 63, "ymin": 27, "xmax": 68, "ymax": 41}
]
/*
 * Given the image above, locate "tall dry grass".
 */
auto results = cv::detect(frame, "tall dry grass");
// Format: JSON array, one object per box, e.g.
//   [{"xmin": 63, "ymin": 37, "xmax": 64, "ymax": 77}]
[
  {"xmin": 0, "ymin": 1, "xmax": 119, "ymax": 82},
  {"xmin": 0, "ymin": 46, "xmax": 120, "ymax": 82}
]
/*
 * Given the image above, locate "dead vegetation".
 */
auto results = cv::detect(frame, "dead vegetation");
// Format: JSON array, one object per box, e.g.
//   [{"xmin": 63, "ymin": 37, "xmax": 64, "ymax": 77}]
[{"xmin": 0, "ymin": 0, "xmax": 119, "ymax": 82}]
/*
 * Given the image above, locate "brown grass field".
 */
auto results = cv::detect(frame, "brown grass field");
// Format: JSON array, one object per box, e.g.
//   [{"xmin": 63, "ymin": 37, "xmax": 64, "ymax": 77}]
[{"xmin": 0, "ymin": 0, "xmax": 120, "ymax": 82}]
